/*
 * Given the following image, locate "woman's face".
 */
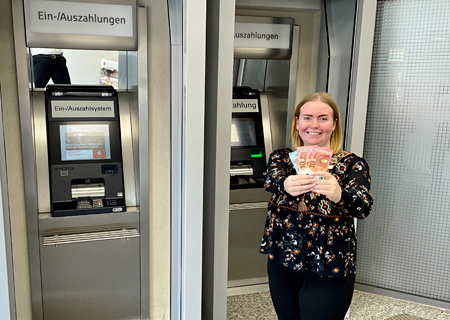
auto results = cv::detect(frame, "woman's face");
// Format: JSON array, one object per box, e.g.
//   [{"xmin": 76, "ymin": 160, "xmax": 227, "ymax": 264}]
[{"xmin": 296, "ymin": 99, "xmax": 336, "ymax": 149}]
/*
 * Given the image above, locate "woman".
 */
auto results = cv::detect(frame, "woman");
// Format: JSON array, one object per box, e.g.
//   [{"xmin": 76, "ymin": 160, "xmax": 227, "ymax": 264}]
[{"xmin": 261, "ymin": 92, "xmax": 373, "ymax": 320}]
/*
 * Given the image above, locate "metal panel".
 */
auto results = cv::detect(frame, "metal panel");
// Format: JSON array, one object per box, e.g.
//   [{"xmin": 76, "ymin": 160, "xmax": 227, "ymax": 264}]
[
  {"xmin": 285, "ymin": 25, "xmax": 299, "ymax": 147},
  {"xmin": 260, "ymin": 93, "xmax": 273, "ymax": 160},
  {"xmin": 11, "ymin": 0, "xmax": 44, "ymax": 318},
  {"xmin": 38, "ymin": 209, "xmax": 141, "ymax": 320},
  {"xmin": 202, "ymin": 0, "xmax": 235, "ymax": 319},
  {"xmin": 228, "ymin": 207, "xmax": 268, "ymax": 284},
  {"xmin": 118, "ymin": 92, "xmax": 137, "ymax": 207},
  {"xmin": 318, "ymin": 0, "xmax": 358, "ymax": 149},
  {"xmin": 136, "ymin": 6, "xmax": 150, "ymax": 320},
  {"xmin": 229, "ymin": 188, "xmax": 269, "ymax": 204},
  {"xmin": 239, "ymin": 59, "xmax": 266, "ymax": 90},
  {"xmin": 345, "ymin": 0, "xmax": 376, "ymax": 155},
  {"xmin": 33, "ymin": 92, "xmax": 51, "ymax": 213},
  {"xmin": 40, "ymin": 232, "xmax": 140, "ymax": 320},
  {"xmin": 167, "ymin": 0, "xmax": 183, "ymax": 318},
  {"xmin": 234, "ymin": 16, "xmax": 294, "ymax": 60},
  {"xmin": 0, "ymin": 81, "xmax": 18, "ymax": 320},
  {"xmin": 23, "ymin": 0, "xmax": 138, "ymax": 51}
]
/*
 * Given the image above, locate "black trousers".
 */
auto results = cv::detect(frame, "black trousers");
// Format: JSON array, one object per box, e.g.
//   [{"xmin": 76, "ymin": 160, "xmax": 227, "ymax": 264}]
[
  {"xmin": 33, "ymin": 54, "xmax": 71, "ymax": 88},
  {"xmin": 267, "ymin": 259, "xmax": 355, "ymax": 320}
]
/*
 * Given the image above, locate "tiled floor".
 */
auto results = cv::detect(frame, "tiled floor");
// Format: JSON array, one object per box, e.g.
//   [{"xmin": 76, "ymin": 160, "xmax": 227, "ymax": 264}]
[{"xmin": 227, "ymin": 290, "xmax": 450, "ymax": 320}]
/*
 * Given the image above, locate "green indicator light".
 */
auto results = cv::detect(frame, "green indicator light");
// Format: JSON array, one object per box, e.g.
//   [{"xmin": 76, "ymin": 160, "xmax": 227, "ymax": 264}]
[{"xmin": 251, "ymin": 152, "xmax": 263, "ymax": 158}]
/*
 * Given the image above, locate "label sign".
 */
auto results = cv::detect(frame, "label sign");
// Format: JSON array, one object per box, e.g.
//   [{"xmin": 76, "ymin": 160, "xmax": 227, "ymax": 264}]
[
  {"xmin": 29, "ymin": 0, "xmax": 133, "ymax": 37},
  {"xmin": 234, "ymin": 22, "xmax": 290, "ymax": 49},
  {"xmin": 51, "ymin": 100, "xmax": 115, "ymax": 118},
  {"xmin": 232, "ymin": 99, "xmax": 259, "ymax": 113}
]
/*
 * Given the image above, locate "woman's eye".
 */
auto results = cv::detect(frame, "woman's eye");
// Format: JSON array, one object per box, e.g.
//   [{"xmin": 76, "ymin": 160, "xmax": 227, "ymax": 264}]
[
  {"xmin": 303, "ymin": 117, "xmax": 311, "ymax": 121},
  {"xmin": 320, "ymin": 117, "xmax": 328, "ymax": 121}
]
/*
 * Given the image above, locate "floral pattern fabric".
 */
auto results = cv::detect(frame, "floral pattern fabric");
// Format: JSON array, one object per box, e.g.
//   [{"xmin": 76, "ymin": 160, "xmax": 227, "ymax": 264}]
[{"xmin": 260, "ymin": 148, "xmax": 373, "ymax": 278}]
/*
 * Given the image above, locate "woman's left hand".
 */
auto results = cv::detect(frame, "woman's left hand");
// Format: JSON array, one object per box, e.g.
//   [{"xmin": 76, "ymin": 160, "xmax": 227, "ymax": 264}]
[{"xmin": 310, "ymin": 171, "xmax": 342, "ymax": 203}]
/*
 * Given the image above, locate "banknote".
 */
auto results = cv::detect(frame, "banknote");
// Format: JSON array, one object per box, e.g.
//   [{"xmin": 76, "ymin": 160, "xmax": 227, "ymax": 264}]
[{"xmin": 289, "ymin": 145, "xmax": 333, "ymax": 175}]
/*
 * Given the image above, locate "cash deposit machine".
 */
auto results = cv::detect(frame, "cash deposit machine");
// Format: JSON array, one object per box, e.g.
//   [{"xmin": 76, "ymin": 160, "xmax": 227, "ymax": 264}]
[
  {"xmin": 230, "ymin": 87, "xmax": 267, "ymax": 189},
  {"xmin": 228, "ymin": 86, "xmax": 273, "ymax": 287},
  {"xmin": 46, "ymin": 85, "xmax": 126, "ymax": 216}
]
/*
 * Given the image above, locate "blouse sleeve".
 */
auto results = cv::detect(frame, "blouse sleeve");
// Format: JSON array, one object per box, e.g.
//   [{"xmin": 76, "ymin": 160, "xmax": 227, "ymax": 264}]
[
  {"xmin": 264, "ymin": 149, "xmax": 295, "ymax": 194},
  {"xmin": 332, "ymin": 157, "xmax": 373, "ymax": 219}
]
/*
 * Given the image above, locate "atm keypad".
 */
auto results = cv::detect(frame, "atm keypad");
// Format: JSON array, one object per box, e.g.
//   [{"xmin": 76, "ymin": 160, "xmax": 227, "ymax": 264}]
[{"xmin": 77, "ymin": 200, "xmax": 93, "ymax": 209}]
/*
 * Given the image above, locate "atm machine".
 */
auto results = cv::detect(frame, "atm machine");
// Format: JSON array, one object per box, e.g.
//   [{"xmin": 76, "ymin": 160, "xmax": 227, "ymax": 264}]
[
  {"xmin": 228, "ymin": 86, "xmax": 273, "ymax": 287},
  {"xmin": 230, "ymin": 87, "xmax": 267, "ymax": 189},
  {"xmin": 36, "ymin": 85, "xmax": 141, "ymax": 320},
  {"xmin": 45, "ymin": 85, "xmax": 126, "ymax": 216}
]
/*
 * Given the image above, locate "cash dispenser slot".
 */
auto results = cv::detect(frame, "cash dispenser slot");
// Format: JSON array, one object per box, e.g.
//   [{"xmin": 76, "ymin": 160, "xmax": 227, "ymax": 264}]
[
  {"xmin": 71, "ymin": 181, "xmax": 106, "ymax": 198},
  {"xmin": 230, "ymin": 164, "xmax": 253, "ymax": 176}
]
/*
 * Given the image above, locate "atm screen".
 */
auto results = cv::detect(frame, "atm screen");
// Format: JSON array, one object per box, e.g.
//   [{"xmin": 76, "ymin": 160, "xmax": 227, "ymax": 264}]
[
  {"xmin": 231, "ymin": 117, "xmax": 257, "ymax": 147},
  {"xmin": 60, "ymin": 124, "xmax": 111, "ymax": 161}
]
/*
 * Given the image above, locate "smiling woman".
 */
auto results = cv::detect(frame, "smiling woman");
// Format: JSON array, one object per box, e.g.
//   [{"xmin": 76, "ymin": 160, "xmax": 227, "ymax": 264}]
[
  {"xmin": 295, "ymin": 99, "xmax": 336, "ymax": 149},
  {"xmin": 292, "ymin": 92, "xmax": 343, "ymax": 154},
  {"xmin": 260, "ymin": 92, "xmax": 373, "ymax": 320}
]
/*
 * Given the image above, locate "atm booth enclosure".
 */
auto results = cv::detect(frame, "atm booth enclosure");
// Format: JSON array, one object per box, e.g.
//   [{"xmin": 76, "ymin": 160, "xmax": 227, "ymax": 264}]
[{"xmin": 11, "ymin": 2, "xmax": 149, "ymax": 319}]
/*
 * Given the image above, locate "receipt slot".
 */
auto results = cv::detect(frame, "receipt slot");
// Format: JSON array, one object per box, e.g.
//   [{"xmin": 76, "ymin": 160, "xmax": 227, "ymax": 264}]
[
  {"xmin": 45, "ymin": 85, "xmax": 126, "ymax": 217},
  {"xmin": 230, "ymin": 87, "xmax": 267, "ymax": 189}
]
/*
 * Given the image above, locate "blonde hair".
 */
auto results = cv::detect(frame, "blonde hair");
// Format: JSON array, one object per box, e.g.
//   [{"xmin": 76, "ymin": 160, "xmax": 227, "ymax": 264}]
[{"xmin": 291, "ymin": 92, "xmax": 342, "ymax": 154}]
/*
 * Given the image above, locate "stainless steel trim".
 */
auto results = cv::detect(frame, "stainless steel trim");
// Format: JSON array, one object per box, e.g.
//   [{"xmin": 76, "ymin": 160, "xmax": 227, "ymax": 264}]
[
  {"xmin": 259, "ymin": 93, "xmax": 273, "ymax": 161},
  {"xmin": 236, "ymin": 59, "xmax": 246, "ymax": 86},
  {"xmin": 234, "ymin": 16, "xmax": 294, "ymax": 60},
  {"xmin": 230, "ymin": 165, "xmax": 253, "ymax": 176},
  {"xmin": 285, "ymin": 25, "xmax": 300, "ymax": 146},
  {"xmin": 118, "ymin": 93, "xmax": 137, "ymax": 207},
  {"xmin": 229, "ymin": 202, "xmax": 268, "ymax": 211},
  {"xmin": 12, "ymin": 0, "xmax": 44, "ymax": 318},
  {"xmin": 43, "ymin": 228, "xmax": 140, "ymax": 246},
  {"xmin": 23, "ymin": 0, "xmax": 138, "ymax": 51},
  {"xmin": 0, "ymin": 81, "xmax": 18, "ymax": 320},
  {"xmin": 33, "ymin": 92, "xmax": 51, "ymax": 213},
  {"xmin": 137, "ymin": 6, "xmax": 150, "ymax": 320}
]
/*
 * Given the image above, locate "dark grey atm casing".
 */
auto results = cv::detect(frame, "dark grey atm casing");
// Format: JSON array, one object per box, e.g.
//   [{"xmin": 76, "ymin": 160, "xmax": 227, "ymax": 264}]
[
  {"xmin": 45, "ymin": 85, "xmax": 126, "ymax": 217},
  {"xmin": 230, "ymin": 87, "xmax": 267, "ymax": 189}
]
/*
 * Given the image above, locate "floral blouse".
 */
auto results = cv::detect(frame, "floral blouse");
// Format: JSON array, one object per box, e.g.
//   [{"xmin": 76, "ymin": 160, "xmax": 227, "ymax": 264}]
[{"xmin": 260, "ymin": 148, "xmax": 373, "ymax": 278}]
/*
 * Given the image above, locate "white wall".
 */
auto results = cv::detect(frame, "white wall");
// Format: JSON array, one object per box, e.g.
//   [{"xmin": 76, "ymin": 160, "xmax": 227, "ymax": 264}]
[{"xmin": 59, "ymin": 49, "xmax": 119, "ymax": 85}]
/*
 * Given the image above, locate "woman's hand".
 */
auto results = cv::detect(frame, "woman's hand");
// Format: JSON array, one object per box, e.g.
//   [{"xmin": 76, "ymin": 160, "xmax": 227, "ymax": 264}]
[
  {"xmin": 311, "ymin": 171, "xmax": 342, "ymax": 203},
  {"xmin": 284, "ymin": 174, "xmax": 315, "ymax": 197}
]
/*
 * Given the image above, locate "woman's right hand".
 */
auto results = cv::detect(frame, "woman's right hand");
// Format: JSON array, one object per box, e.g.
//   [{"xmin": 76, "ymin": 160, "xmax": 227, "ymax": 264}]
[{"xmin": 284, "ymin": 174, "xmax": 316, "ymax": 197}]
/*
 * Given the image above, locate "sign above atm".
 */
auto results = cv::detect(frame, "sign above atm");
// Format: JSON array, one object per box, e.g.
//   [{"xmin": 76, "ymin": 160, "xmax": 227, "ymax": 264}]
[
  {"xmin": 234, "ymin": 16, "xmax": 294, "ymax": 60},
  {"xmin": 24, "ymin": 0, "xmax": 137, "ymax": 51}
]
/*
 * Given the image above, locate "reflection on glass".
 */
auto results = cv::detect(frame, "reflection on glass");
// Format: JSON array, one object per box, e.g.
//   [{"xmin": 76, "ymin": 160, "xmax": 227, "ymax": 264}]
[
  {"xmin": 231, "ymin": 117, "xmax": 257, "ymax": 147},
  {"xmin": 30, "ymin": 48, "xmax": 71, "ymax": 88},
  {"xmin": 28, "ymin": 48, "xmax": 137, "ymax": 90}
]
